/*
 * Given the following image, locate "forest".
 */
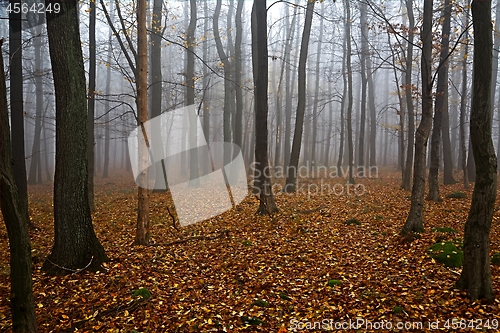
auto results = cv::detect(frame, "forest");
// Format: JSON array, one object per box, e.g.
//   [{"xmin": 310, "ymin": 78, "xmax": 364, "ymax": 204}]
[{"xmin": 0, "ymin": 0, "xmax": 499, "ymax": 332}]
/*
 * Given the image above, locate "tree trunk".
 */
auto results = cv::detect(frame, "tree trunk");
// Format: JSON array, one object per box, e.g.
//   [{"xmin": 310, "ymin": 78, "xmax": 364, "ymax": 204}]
[
  {"xmin": 402, "ymin": 0, "xmax": 415, "ymax": 190},
  {"xmin": 311, "ymin": 2, "xmax": 324, "ymax": 167},
  {"xmin": 401, "ymin": 0, "xmax": 434, "ymax": 235},
  {"xmin": 285, "ymin": 0, "xmax": 315, "ymax": 191},
  {"xmin": 214, "ymin": 0, "xmax": 233, "ymax": 165},
  {"xmin": 459, "ymin": 9, "xmax": 470, "ymax": 189},
  {"xmin": 103, "ymin": 1, "xmax": 114, "ymax": 179},
  {"xmin": 345, "ymin": 0, "xmax": 354, "ymax": 183},
  {"xmin": 235, "ymin": 0, "xmax": 244, "ymax": 158},
  {"xmin": 135, "ymin": 0, "xmax": 150, "ymax": 245},
  {"xmin": 358, "ymin": 0, "xmax": 368, "ymax": 173},
  {"xmin": 456, "ymin": 0, "xmax": 496, "ymax": 301},
  {"xmin": 87, "ymin": 0, "xmax": 96, "ymax": 212},
  {"xmin": 9, "ymin": 0, "xmax": 30, "ymax": 226},
  {"xmin": 428, "ymin": 0, "xmax": 452, "ymax": 202},
  {"xmin": 0, "ymin": 38, "xmax": 38, "ymax": 333},
  {"xmin": 42, "ymin": 0, "xmax": 108, "ymax": 274},
  {"xmin": 252, "ymin": 0, "xmax": 278, "ymax": 214},
  {"xmin": 28, "ymin": 25, "xmax": 44, "ymax": 185}
]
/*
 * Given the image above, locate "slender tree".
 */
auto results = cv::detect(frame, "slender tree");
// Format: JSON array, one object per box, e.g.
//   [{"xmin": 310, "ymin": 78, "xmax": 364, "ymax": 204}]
[
  {"xmin": 9, "ymin": 0, "xmax": 30, "ymax": 226},
  {"xmin": 0, "ymin": 39, "xmax": 38, "ymax": 333},
  {"xmin": 428, "ymin": 0, "xmax": 452, "ymax": 202},
  {"xmin": 87, "ymin": 0, "xmax": 97, "ymax": 211},
  {"xmin": 135, "ymin": 0, "xmax": 150, "ymax": 245},
  {"xmin": 456, "ymin": 0, "xmax": 496, "ymax": 301},
  {"xmin": 285, "ymin": 0, "xmax": 315, "ymax": 191},
  {"xmin": 401, "ymin": 0, "xmax": 434, "ymax": 235}
]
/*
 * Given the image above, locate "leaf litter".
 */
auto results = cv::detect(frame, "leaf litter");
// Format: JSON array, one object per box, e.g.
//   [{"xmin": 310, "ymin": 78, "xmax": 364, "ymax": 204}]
[{"xmin": 0, "ymin": 170, "xmax": 499, "ymax": 332}]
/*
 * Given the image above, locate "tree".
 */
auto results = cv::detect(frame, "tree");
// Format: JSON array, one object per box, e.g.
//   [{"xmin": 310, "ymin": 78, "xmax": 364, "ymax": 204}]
[
  {"xmin": 401, "ymin": 0, "xmax": 434, "ymax": 235},
  {"xmin": 252, "ymin": 0, "xmax": 277, "ymax": 214},
  {"xmin": 345, "ymin": 0, "xmax": 354, "ymax": 184},
  {"xmin": 285, "ymin": 0, "xmax": 315, "ymax": 192},
  {"xmin": 9, "ymin": 0, "xmax": 30, "ymax": 226},
  {"xmin": 402, "ymin": 0, "xmax": 415, "ymax": 191},
  {"xmin": 88, "ymin": 0, "xmax": 97, "ymax": 212},
  {"xmin": 455, "ymin": 0, "xmax": 496, "ymax": 301},
  {"xmin": 135, "ymin": 0, "xmax": 150, "ymax": 245},
  {"xmin": 428, "ymin": 0, "xmax": 452, "ymax": 202},
  {"xmin": 459, "ymin": 2, "xmax": 470, "ymax": 189},
  {"xmin": 42, "ymin": 0, "xmax": 108, "ymax": 274},
  {"xmin": 0, "ymin": 39, "xmax": 38, "ymax": 333}
]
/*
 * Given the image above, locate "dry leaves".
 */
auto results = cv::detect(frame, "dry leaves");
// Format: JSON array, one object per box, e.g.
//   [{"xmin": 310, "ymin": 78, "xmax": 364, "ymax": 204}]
[{"xmin": 0, "ymin": 169, "xmax": 499, "ymax": 332}]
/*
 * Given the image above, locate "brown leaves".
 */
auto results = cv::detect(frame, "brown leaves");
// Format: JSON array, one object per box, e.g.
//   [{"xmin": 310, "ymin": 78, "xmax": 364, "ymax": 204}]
[{"xmin": 0, "ymin": 171, "xmax": 499, "ymax": 332}]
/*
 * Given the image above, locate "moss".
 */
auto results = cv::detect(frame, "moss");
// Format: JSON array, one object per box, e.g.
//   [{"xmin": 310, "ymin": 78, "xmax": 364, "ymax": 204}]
[
  {"xmin": 492, "ymin": 253, "xmax": 500, "ymax": 265},
  {"xmin": 393, "ymin": 306, "xmax": 403, "ymax": 314},
  {"xmin": 242, "ymin": 240, "xmax": 252, "ymax": 246},
  {"xmin": 327, "ymin": 279, "xmax": 342, "ymax": 287},
  {"xmin": 132, "ymin": 287, "xmax": 152, "ymax": 299},
  {"xmin": 252, "ymin": 299, "xmax": 269, "ymax": 307},
  {"xmin": 428, "ymin": 240, "xmax": 463, "ymax": 267},
  {"xmin": 345, "ymin": 218, "xmax": 361, "ymax": 226},
  {"xmin": 241, "ymin": 316, "xmax": 263, "ymax": 326},
  {"xmin": 446, "ymin": 191, "xmax": 467, "ymax": 199}
]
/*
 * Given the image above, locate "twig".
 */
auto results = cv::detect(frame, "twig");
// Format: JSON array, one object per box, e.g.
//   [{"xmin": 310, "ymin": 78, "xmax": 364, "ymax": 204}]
[{"xmin": 46, "ymin": 256, "xmax": 95, "ymax": 274}]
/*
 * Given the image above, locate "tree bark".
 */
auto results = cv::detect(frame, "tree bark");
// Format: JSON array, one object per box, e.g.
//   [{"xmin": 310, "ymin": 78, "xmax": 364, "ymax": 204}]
[
  {"xmin": 252, "ymin": 0, "xmax": 278, "ymax": 214},
  {"xmin": 459, "ymin": 10, "xmax": 470, "ymax": 189},
  {"xmin": 42, "ymin": 0, "xmax": 109, "ymax": 274},
  {"xmin": 0, "ymin": 38, "xmax": 38, "ymax": 333},
  {"xmin": 402, "ymin": 0, "xmax": 415, "ymax": 191},
  {"xmin": 428, "ymin": 0, "xmax": 452, "ymax": 202},
  {"xmin": 455, "ymin": 0, "xmax": 496, "ymax": 301},
  {"xmin": 9, "ymin": 0, "xmax": 30, "ymax": 226},
  {"xmin": 285, "ymin": 0, "xmax": 315, "ymax": 191},
  {"xmin": 135, "ymin": 0, "xmax": 150, "ymax": 245},
  {"xmin": 345, "ymin": 0, "xmax": 354, "ymax": 183},
  {"xmin": 87, "ymin": 0, "xmax": 96, "ymax": 212},
  {"xmin": 401, "ymin": 0, "xmax": 434, "ymax": 235}
]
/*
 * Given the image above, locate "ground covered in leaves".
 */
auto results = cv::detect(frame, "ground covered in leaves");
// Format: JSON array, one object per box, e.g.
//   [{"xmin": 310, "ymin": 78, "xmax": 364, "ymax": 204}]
[{"xmin": 1, "ymin": 169, "xmax": 500, "ymax": 332}]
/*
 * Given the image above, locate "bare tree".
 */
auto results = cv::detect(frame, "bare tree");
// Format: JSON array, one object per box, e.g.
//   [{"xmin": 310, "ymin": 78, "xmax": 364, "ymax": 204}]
[
  {"xmin": 456, "ymin": 0, "xmax": 496, "ymax": 301},
  {"xmin": 0, "ymin": 38, "xmax": 38, "ymax": 333},
  {"xmin": 285, "ymin": 0, "xmax": 315, "ymax": 191},
  {"xmin": 401, "ymin": 0, "xmax": 434, "ymax": 235}
]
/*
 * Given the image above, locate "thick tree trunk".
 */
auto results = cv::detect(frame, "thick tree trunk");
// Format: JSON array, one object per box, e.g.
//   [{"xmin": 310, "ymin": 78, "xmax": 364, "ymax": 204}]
[
  {"xmin": 252, "ymin": 0, "xmax": 278, "ymax": 214},
  {"xmin": 401, "ymin": 0, "xmax": 434, "ymax": 235},
  {"xmin": 42, "ymin": 0, "xmax": 108, "ymax": 274},
  {"xmin": 0, "ymin": 39, "xmax": 38, "ymax": 333},
  {"xmin": 285, "ymin": 0, "xmax": 315, "ymax": 191},
  {"xmin": 455, "ymin": 0, "xmax": 496, "ymax": 301}
]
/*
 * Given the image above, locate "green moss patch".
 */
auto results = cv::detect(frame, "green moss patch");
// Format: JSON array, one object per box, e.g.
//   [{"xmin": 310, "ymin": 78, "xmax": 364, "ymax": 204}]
[
  {"xmin": 431, "ymin": 227, "xmax": 458, "ymax": 233},
  {"xmin": 446, "ymin": 191, "xmax": 467, "ymax": 199},
  {"xmin": 428, "ymin": 240, "xmax": 463, "ymax": 267},
  {"xmin": 345, "ymin": 218, "xmax": 361, "ymax": 226}
]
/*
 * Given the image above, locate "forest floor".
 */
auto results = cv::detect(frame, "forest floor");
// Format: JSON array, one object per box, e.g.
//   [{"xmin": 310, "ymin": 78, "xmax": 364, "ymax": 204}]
[{"xmin": 1, "ymin": 168, "xmax": 500, "ymax": 332}]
